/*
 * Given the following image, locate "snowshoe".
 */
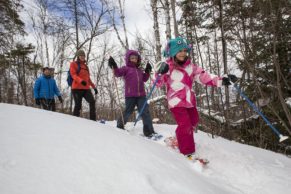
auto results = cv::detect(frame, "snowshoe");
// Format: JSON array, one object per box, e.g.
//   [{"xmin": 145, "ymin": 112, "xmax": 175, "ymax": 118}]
[
  {"xmin": 140, "ymin": 133, "xmax": 163, "ymax": 141},
  {"xmin": 148, "ymin": 133, "xmax": 163, "ymax": 141},
  {"xmin": 164, "ymin": 136, "xmax": 179, "ymax": 150},
  {"xmin": 186, "ymin": 154, "xmax": 209, "ymax": 165}
]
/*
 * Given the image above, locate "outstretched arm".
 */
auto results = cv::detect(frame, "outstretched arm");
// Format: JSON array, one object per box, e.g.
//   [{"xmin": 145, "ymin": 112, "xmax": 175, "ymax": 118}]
[
  {"xmin": 154, "ymin": 61, "xmax": 169, "ymax": 87},
  {"xmin": 142, "ymin": 72, "xmax": 150, "ymax": 82},
  {"xmin": 108, "ymin": 56, "xmax": 126, "ymax": 77},
  {"xmin": 193, "ymin": 65, "xmax": 222, "ymax": 87},
  {"xmin": 114, "ymin": 66, "xmax": 127, "ymax": 77}
]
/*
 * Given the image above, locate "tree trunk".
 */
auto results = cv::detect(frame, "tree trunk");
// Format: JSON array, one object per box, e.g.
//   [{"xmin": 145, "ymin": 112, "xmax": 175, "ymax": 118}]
[
  {"xmin": 273, "ymin": 32, "xmax": 291, "ymax": 133},
  {"xmin": 118, "ymin": 0, "xmax": 129, "ymax": 49},
  {"xmin": 103, "ymin": 0, "xmax": 128, "ymax": 50},
  {"xmin": 218, "ymin": 0, "xmax": 230, "ymax": 130},
  {"xmin": 151, "ymin": 0, "xmax": 162, "ymax": 61},
  {"xmin": 0, "ymin": 77, "xmax": 2, "ymax": 103},
  {"xmin": 22, "ymin": 54, "xmax": 27, "ymax": 106},
  {"xmin": 163, "ymin": 0, "xmax": 171, "ymax": 40},
  {"xmin": 74, "ymin": 0, "xmax": 79, "ymax": 49},
  {"xmin": 170, "ymin": 0, "xmax": 178, "ymax": 37}
]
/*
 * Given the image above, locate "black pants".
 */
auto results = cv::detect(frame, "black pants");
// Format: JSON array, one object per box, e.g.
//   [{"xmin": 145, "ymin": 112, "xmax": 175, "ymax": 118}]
[
  {"xmin": 117, "ymin": 97, "xmax": 155, "ymax": 137},
  {"xmin": 40, "ymin": 98, "xmax": 56, "ymax": 111},
  {"xmin": 72, "ymin": 89, "xmax": 96, "ymax": 121}
]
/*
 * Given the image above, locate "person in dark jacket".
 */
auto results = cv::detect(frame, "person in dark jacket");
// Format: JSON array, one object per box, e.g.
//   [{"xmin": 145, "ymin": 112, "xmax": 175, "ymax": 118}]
[
  {"xmin": 34, "ymin": 67, "xmax": 63, "ymax": 111},
  {"xmin": 70, "ymin": 49, "xmax": 98, "ymax": 121},
  {"xmin": 108, "ymin": 50, "xmax": 156, "ymax": 137}
]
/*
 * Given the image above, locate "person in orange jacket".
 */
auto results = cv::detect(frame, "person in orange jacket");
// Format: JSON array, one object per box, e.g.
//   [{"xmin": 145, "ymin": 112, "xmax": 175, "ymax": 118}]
[{"xmin": 70, "ymin": 49, "xmax": 98, "ymax": 121}]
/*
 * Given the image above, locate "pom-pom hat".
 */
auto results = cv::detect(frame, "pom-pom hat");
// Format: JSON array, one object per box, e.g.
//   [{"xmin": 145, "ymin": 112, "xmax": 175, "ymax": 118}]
[{"xmin": 163, "ymin": 37, "xmax": 192, "ymax": 57}]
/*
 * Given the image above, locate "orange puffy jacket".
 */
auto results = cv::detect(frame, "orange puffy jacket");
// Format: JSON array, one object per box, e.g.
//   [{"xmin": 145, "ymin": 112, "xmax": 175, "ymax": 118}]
[{"xmin": 70, "ymin": 60, "xmax": 96, "ymax": 90}]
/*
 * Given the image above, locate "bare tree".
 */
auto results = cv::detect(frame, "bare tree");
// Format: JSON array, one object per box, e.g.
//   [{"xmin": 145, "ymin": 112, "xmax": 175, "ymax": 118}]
[
  {"xmin": 28, "ymin": 0, "xmax": 52, "ymax": 67},
  {"xmin": 118, "ymin": 0, "xmax": 129, "ymax": 49},
  {"xmin": 102, "ymin": 0, "xmax": 129, "ymax": 50},
  {"xmin": 170, "ymin": 0, "xmax": 178, "ymax": 37},
  {"xmin": 151, "ymin": 0, "xmax": 162, "ymax": 61},
  {"xmin": 159, "ymin": 0, "xmax": 171, "ymax": 40}
]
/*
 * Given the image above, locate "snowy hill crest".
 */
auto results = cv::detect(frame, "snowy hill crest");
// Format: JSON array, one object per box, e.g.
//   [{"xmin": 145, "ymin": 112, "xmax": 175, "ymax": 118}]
[{"xmin": 0, "ymin": 103, "xmax": 291, "ymax": 194}]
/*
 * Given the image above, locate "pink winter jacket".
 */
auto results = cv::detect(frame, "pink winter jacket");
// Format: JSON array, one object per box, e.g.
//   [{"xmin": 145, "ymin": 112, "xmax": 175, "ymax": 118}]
[{"xmin": 156, "ymin": 58, "xmax": 222, "ymax": 109}]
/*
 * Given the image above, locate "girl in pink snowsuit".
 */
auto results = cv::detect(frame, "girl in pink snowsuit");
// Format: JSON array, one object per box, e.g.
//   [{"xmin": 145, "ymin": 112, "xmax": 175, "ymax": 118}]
[{"xmin": 156, "ymin": 37, "xmax": 225, "ymax": 157}]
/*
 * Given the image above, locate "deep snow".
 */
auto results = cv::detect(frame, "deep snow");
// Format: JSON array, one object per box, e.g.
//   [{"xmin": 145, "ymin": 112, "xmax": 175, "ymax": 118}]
[{"xmin": 0, "ymin": 103, "xmax": 291, "ymax": 194}]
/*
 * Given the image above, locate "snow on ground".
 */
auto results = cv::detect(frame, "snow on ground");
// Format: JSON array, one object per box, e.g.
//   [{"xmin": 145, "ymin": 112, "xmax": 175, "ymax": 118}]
[{"xmin": 0, "ymin": 103, "xmax": 291, "ymax": 194}]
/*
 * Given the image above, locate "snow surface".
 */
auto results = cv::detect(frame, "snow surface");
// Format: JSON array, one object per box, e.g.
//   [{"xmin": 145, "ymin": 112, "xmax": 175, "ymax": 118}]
[{"xmin": 1, "ymin": 103, "xmax": 291, "ymax": 194}]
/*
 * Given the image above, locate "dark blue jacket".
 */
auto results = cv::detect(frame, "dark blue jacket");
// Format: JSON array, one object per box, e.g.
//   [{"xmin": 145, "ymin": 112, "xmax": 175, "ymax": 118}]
[{"xmin": 33, "ymin": 75, "xmax": 61, "ymax": 99}]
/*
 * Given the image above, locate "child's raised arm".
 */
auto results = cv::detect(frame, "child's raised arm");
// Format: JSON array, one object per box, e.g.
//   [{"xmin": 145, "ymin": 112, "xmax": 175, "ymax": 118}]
[
  {"xmin": 154, "ymin": 61, "xmax": 169, "ymax": 87},
  {"xmin": 193, "ymin": 65, "xmax": 222, "ymax": 87},
  {"xmin": 108, "ymin": 56, "xmax": 126, "ymax": 77}
]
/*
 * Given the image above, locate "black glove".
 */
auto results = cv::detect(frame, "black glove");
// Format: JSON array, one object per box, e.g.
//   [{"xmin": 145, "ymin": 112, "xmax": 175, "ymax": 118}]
[
  {"xmin": 58, "ymin": 96, "xmax": 63, "ymax": 103},
  {"xmin": 94, "ymin": 88, "xmax": 98, "ymax": 95},
  {"xmin": 108, "ymin": 56, "xmax": 118, "ymax": 69},
  {"xmin": 158, "ymin": 62, "xmax": 169, "ymax": 74},
  {"xmin": 81, "ymin": 80, "xmax": 87, "ymax": 86},
  {"xmin": 228, "ymin": 74, "xmax": 238, "ymax": 83},
  {"xmin": 222, "ymin": 77, "xmax": 231, "ymax": 86},
  {"xmin": 145, "ymin": 62, "xmax": 152, "ymax": 74},
  {"xmin": 35, "ymin": 98, "xmax": 41, "ymax": 106},
  {"xmin": 222, "ymin": 74, "xmax": 238, "ymax": 86}
]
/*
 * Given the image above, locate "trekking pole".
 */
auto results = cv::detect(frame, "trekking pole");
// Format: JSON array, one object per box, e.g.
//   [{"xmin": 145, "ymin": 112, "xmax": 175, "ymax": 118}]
[
  {"xmin": 232, "ymin": 83, "xmax": 289, "ymax": 142},
  {"xmin": 112, "ymin": 70, "xmax": 125, "ymax": 126},
  {"xmin": 134, "ymin": 74, "xmax": 161, "ymax": 126}
]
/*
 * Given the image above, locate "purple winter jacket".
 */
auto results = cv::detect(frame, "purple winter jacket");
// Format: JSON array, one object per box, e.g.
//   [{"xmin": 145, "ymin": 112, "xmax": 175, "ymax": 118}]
[{"xmin": 114, "ymin": 50, "xmax": 150, "ymax": 97}]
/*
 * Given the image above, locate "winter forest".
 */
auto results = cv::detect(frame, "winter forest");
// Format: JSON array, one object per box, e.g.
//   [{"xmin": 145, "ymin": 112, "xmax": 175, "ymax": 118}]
[{"xmin": 0, "ymin": 0, "xmax": 290, "ymax": 155}]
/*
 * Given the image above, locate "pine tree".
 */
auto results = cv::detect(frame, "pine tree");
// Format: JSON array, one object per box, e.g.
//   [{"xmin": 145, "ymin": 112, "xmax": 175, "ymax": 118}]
[{"xmin": 0, "ymin": 0, "xmax": 25, "ymax": 49}]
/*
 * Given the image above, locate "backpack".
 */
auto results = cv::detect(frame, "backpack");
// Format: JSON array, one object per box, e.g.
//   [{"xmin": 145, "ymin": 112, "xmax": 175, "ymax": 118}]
[{"xmin": 67, "ymin": 61, "xmax": 81, "ymax": 87}]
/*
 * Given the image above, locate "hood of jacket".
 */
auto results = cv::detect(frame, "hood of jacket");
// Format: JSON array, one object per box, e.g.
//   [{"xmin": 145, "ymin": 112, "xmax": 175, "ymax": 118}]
[{"xmin": 125, "ymin": 50, "xmax": 141, "ymax": 67}]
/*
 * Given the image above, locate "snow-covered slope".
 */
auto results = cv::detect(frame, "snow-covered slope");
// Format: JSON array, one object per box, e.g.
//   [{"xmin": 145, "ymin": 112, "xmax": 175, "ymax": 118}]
[{"xmin": 0, "ymin": 103, "xmax": 290, "ymax": 194}]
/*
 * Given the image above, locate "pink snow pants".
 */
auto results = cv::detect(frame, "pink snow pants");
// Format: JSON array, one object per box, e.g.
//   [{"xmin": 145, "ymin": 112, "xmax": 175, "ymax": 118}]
[{"xmin": 170, "ymin": 107, "xmax": 199, "ymax": 155}]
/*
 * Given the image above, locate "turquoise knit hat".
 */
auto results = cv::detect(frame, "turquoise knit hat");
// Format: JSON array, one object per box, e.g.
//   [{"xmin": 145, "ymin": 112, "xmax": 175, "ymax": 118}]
[{"xmin": 163, "ymin": 37, "xmax": 191, "ymax": 57}]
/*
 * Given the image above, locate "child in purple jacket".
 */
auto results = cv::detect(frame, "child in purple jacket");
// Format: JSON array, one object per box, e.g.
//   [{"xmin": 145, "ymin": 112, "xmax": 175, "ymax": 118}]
[{"xmin": 108, "ymin": 50, "xmax": 156, "ymax": 137}]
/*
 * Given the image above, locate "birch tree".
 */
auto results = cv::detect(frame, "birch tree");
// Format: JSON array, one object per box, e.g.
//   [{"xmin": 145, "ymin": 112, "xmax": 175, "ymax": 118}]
[{"xmin": 151, "ymin": 0, "xmax": 162, "ymax": 61}]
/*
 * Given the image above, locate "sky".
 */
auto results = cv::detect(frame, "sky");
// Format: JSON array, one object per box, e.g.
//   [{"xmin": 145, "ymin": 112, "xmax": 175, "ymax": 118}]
[{"xmin": 123, "ymin": 1, "xmax": 153, "ymax": 38}]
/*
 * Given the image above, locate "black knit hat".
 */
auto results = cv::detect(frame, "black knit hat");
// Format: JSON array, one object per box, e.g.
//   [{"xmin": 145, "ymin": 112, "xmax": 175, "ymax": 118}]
[
  {"xmin": 42, "ymin": 67, "xmax": 50, "ymax": 72},
  {"xmin": 76, "ymin": 49, "xmax": 85, "ymax": 57}
]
